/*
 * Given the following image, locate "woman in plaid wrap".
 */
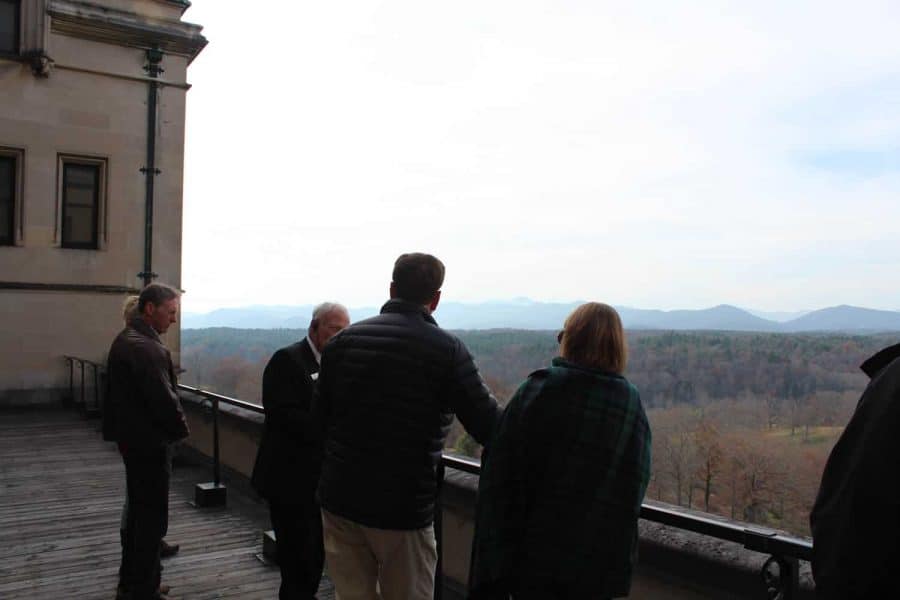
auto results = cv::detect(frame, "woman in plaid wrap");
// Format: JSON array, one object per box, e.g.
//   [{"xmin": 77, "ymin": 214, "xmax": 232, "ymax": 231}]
[{"xmin": 469, "ymin": 302, "xmax": 651, "ymax": 600}]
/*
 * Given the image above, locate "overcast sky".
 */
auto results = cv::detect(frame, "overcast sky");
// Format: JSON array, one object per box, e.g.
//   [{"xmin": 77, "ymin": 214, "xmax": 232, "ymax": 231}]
[{"xmin": 180, "ymin": 1, "xmax": 900, "ymax": 314}]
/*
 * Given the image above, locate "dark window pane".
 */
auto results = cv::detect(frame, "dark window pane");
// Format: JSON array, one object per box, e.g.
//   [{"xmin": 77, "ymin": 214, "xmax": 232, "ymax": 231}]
[
  {"xmin": 0, "ymin": 1, "xmax": 18, "ymax": 55},
  {"xmin": 0, "ymin": 156, "xmax": 14, "ymax": 245},
  {"xmin": 62, "ymin": 163, "xmax": 99, "ymax": 248}
]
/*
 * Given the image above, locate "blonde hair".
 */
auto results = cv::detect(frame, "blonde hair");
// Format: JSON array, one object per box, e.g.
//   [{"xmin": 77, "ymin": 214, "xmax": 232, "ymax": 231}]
[
  {"xmin": 559, "ymin": 302, "xmax": 628, "ymax": 374},
  {"xmin": 122, "ymin": 295, "xmax": 140, "ymax": 324}
]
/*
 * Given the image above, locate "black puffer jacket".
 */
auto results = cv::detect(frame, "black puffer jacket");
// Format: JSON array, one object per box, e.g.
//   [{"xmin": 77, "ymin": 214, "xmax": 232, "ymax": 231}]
[
  {"xmin": 316, "ymin": 299, "xmax": 500, "ymax": 530},
  {"xmin": 103, "ymin": 318, "xmax": 189, "ymax": 450}
]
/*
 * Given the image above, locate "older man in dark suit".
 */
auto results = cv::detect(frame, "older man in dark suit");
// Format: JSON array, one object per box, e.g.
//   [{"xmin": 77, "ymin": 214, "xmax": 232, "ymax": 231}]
[{"xmin": 252, "ymin": 302, "xmax": 350, "ymax": 600}]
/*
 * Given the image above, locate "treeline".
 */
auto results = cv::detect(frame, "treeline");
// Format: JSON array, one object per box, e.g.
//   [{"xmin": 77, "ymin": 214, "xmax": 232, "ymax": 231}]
[{"xmin": 182, "ymin": 328, "xmax": 891, "ymax": 409}]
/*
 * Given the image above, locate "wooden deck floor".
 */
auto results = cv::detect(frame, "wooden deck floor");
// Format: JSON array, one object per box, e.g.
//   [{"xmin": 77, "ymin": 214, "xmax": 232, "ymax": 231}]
[{"xmin": 0, "ymin": 408, "xmax": 334, "ymax": 599}]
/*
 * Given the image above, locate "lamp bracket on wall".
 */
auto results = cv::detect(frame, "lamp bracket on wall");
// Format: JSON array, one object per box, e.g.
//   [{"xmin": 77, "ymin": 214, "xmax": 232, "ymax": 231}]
[{"xmin": 144, "ymin": 47, "xmax": 165, "ymax": 78}]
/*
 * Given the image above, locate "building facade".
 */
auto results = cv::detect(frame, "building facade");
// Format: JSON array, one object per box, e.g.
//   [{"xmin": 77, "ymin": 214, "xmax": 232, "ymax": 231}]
[{"xmin": 0, "ymin": 0, "xmax": 205, "ymax": 404}]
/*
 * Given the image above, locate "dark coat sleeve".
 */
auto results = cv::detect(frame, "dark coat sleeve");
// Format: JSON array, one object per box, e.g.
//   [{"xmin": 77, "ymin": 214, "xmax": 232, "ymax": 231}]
[
  {"xmin": 262, "ymin": 349, "xmax": 318, "ymax": 440},
  {"xmin": 446, "ymin": 339, "xmax": 501, "ymax": 446},
  {"xmin": 102, "ymin": 356, "xmax": 118, "ymax": 442},
  {"xmin": 140, "ymin": 347, "xmax": 189, "ymax": 443},
  {"xmin": 811, "ymin": 358, "xmax": 900, "ymax": 596},
  {"xmin": 468, "ymin": 376, "xmax": 539, "ymax": 598},
  {"xmin": 252, "ymin": 345, "xmax": 321, "ymax": 500},
  {"xmin": 312, "ymin": 347, "xmax": 333, "ymax": 439}
]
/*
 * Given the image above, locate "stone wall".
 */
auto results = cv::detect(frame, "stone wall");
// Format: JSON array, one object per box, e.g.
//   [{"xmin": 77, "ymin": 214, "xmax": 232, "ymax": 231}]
[{"xmin": 0, "ymin": 0, "xmax": 203, "ymax": 399}]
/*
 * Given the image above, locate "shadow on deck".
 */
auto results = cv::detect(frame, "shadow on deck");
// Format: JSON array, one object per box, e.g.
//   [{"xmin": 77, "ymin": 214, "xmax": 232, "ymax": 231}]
[{"xmin": 0, "ymin": 408, "xmax": 334, "ymax": 599}]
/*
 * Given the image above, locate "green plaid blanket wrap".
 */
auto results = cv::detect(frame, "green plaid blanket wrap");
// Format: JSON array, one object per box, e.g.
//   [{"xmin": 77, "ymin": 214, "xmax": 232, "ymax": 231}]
[{"xmin": 469, "ymin": 357, "xmax": 652, "ymax": 599}]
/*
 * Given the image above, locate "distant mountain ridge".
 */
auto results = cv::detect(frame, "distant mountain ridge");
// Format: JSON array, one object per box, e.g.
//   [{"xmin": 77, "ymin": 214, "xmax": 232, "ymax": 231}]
[
  {"xmin": 785, "ymin": 305, "xmax": 900, "ymax": 332},
  {"xmin": 182, "ymin": 301, "xmax": 900, "ymax": 333}
]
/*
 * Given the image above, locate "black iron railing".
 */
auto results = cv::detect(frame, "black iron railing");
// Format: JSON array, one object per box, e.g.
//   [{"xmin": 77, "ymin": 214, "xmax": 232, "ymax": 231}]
[
  {"xmin": 176, "ymin": 383, "xmax": 240, "ymax": 507},
  {"xmin": 174, "ymin": 382, "xmax": 813, "ymax": 600},
  {"xmin": 63, "ymin": 355, "xmax": 103, "ymax": 417},
  {"xmin": 442, "ymin": 451, "xmax": 811, "ymax": 599}
]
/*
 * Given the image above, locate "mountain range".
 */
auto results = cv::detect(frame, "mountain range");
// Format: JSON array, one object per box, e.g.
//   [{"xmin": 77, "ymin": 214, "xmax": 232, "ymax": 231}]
[{"xmin": 182, "ymin": 301, "xmax": 900, "ymax": 333}]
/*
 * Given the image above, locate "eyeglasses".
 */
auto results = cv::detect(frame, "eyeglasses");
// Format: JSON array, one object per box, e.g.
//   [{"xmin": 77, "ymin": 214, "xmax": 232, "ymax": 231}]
[{"xmin": 557, "ymin": 330, "xmax": 564, "ymax": 344}]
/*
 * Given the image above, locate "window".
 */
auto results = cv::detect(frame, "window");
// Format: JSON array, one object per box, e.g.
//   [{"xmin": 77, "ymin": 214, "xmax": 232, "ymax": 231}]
[
  {"xmin": 0, "ymin": 0, "xmax": 19, "ymax": 55},
  {"xmin": 0, "ymin": 154, "xmax": 15, "ymax": 245},
  {"xmin": 59, "ymin": 156, "xmax": 106, "ymax": 250},
  {"xmin": 0, "ymin": 148, "xmax": 22, "ymax": 246}
]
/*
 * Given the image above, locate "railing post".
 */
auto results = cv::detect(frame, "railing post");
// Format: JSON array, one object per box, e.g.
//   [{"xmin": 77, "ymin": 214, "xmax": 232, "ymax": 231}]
[
  {"xmin": 79, "ymin": 359, "xmax": 86, "ymax": 413},
  {"xmin": 213, "ymin": 396, "xmax": 221, "ymax": 487},
  {"xmin": 93, "ymin": 364, "xmax": 99, "ymax": 412},
  {"xmin": 193, "ymin": 393, "xmax": 227, "ymax": 507},
  {"xmin": 83, "ymin": 362, "xmax": 100, "ymax": 418},
  {"xmin": 434, "ymin": 460, "xmax": 445, "ymax": 600},
  {"xmin": 762, "ymin": 555, "xmax": 799, "ymax": 600},
  {"xmin": 65, "ymin": 357, "xmax": 74, "ymax": 406}
]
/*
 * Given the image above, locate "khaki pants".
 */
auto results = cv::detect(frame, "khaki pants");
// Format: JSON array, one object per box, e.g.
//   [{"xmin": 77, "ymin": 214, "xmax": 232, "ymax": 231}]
[{"xmin": 322, "ymin": 508, "xmax": 437, "ymax": 600}]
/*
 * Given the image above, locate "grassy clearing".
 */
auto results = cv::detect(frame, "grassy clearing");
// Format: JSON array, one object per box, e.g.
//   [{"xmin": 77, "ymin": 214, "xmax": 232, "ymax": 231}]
[{"xmin": 764, "ymin": 426, "xmax": 843, "ymax": 444}]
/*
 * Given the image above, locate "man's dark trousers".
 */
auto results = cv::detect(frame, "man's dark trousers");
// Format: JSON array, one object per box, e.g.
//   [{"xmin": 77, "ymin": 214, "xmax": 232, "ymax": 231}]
[
  {"xmin": 121, "ymin": 448, "xmax": 169, "ymax": 599},
  {"xmin": 270, "ymin": 497, "xmax": 324, "ymax": 599}
]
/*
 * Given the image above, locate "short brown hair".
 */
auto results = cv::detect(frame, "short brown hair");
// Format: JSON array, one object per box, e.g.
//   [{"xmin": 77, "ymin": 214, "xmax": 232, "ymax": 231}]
[
  {"xmin": 392, "ymin": 253, "xmax": 445, "ymax": 304},
  {"xmin": 138, "ymin": 283, "xmax": 180, "ymax": 313},
  {"xmin": 560, "ymin": 302, "xmax": 627, "ymax": 374}
]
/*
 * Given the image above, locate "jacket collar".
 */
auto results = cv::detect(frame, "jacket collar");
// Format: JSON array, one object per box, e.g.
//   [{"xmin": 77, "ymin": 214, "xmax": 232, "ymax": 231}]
[
  {"xmin": 551, "ymin": 356, "xmax": 625, "ymax": 380},
  {"xmin": 128, "ymin": 317, "xmax": 162, "ymax": 343},
  {"xmin": 380, "ymin": 298, "xmax": 438, "ymax": 326},
  {"xmin": 861, "ymin": 342, "xmax": 900, "ymax": 379},
  {"xmin": 304, "ymin": 335, "xmax": 322, "ymax": 367}
]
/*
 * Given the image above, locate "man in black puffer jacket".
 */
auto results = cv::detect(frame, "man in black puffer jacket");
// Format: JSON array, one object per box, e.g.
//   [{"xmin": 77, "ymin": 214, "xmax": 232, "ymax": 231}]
[{"xmin": 316, "ymin": 252, "xmax": 500, "ymax": 600}]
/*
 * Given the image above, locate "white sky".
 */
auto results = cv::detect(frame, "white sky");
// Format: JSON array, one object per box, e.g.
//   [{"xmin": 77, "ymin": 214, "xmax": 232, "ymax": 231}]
[{"xmin": 181, "ymin": 1, "xmax": 900, "ymax": 314}]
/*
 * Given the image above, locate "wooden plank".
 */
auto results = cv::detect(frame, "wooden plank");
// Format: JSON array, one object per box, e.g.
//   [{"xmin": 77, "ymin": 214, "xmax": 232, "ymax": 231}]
[{"xmin": 0, "ymin": 408, "xmax": 334, "ymax": 599}]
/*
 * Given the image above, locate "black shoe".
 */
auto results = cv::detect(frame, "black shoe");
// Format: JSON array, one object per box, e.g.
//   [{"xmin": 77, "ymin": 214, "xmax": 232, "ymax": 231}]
[
  {"xmin": 160, "ymin": 539, "xmax": 179, "ymax": 558},
  {"xmin": 117, "ymin": 584, "xmax": 171, "ymax": 600}
]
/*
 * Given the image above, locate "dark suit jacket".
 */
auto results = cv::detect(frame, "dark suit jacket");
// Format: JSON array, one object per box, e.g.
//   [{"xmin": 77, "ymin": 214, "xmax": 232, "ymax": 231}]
[{"xmin": 251, "ymin": 338, "xmax": 322, "ymax": 503}]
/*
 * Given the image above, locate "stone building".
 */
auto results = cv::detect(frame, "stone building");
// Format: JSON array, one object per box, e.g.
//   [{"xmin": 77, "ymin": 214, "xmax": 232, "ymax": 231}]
[{"xmin": 0, "ymin": 0, "xmax": 206, "ymax": 404}]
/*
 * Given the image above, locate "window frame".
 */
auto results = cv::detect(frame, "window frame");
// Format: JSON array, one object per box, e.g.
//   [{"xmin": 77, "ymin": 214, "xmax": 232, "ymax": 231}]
[
  {"xmin": 56, "ymin": 154, "xmax": 108, "ymax": 251},
  {"xmin": 0, "ymin": 0, "xmax": 20, "ymax": 57},
  {"xmin": 0, "ymin": 146, "xmax": 24, "ymax": 246}
]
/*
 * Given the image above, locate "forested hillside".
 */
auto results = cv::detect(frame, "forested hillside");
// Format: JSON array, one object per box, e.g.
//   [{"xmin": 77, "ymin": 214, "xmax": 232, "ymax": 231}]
[
  {"xmin": 183, "ymin": 328, "xmax": 889, "ymax": 408},
  {"xmin": 180, "ymin": 327, "xmax": 896, "ymax": 536}
]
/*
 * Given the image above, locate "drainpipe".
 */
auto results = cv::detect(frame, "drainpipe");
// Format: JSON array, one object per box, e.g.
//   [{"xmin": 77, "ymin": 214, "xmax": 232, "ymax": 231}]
[{"xmin": 139, "ymin": 47, "xmax": 164, "ymax": 286}]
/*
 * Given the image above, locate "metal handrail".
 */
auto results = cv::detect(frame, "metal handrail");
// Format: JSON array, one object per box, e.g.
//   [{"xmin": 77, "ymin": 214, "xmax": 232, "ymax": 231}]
[
  {"xmin": 174, "ymin": 383, "xmax": 815, "ymax": 562},
  {"xmin": 177, "ymin": 383, "xmax": 264, "ymax": 414},
  {"xmin": 174, "ymin": 382, "xmax": 812, "ymax": 599},
  {"xmin": 442, "ymin": 453, "xmax": 812, "ymax": 559},
  {"xmin": 441, "ymin": 454, "xmax": 812, "ymax": 598}
]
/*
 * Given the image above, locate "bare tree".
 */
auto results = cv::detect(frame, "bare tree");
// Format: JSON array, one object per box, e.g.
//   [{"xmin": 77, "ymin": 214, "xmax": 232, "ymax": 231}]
[{"xmin": 693, "ymin": 420, "xmax": 724, "ymax": 512}]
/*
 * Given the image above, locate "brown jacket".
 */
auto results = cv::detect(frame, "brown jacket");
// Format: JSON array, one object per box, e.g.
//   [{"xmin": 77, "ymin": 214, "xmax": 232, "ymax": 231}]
[{"xmin": 103, "ymin": 318, "xmax": 189, "ymax": 450}]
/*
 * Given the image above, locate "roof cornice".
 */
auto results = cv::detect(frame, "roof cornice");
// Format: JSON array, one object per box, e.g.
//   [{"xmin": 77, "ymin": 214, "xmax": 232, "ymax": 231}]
[
  {"xmin": 48, "ymin": 0, "xmax": 207, "ymax": 63},
  {"xmin": 152, "ymin": 0, "xmax": 192, "ymax": 17}
]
